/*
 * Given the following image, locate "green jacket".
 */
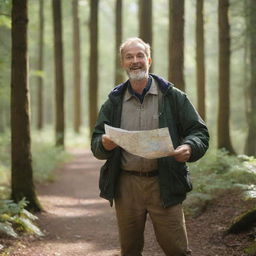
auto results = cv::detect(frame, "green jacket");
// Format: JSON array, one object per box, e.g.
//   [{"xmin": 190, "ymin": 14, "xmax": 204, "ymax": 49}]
[{"xmin": 91, "ymin": 74, "xmax": 209, "ymax": 208}]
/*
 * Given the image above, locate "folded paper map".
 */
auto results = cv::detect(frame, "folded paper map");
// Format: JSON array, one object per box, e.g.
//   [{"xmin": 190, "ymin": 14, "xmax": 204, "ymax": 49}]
[{"xmin": 104, "ymin": 124, "xmax": 174, "ymax": 159}]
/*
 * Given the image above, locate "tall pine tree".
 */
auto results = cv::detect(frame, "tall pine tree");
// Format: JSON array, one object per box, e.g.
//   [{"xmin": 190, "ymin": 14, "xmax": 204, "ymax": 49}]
[{"xmin": 11, "ymin": 0, "xmax": 42, "ymax": 211}]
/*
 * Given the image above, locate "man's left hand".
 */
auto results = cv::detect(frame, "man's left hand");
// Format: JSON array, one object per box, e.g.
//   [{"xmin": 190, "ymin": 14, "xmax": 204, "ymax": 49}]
[{"xmin": 172, "ymin": 144, "xmax": 192, "ymax": 162}]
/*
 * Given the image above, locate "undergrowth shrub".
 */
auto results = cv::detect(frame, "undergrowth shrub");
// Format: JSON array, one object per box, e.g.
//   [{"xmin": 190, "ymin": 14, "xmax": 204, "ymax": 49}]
[
  {"xmin": 32, "ymin": 143, "xmax": 70, "ymax": 182},
  {"xmin": 31, "ymin": 128, "xmax": 71, "ymax": 182},
  {"xmin": 184, "ymin": 148, "xmax": 256, "ymax": 216},
  {"xmin": 0, "ymin": 129, "xmax": 71, "ymax": 198},
  {"xmin": 0, "ymin": 198, "xmax": 43, "ymax": 238}
]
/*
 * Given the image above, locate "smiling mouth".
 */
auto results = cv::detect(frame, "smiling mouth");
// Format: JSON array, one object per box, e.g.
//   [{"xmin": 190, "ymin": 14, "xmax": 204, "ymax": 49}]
[{"xmin": 130, "ymin": 66, "xmax": 142, "ymax": 71}]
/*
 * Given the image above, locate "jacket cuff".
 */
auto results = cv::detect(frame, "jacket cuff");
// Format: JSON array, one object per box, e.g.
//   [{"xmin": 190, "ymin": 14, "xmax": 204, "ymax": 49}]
[{"xmin": 182, "ymin": 141, "xmax": 197, "ymax": 162}]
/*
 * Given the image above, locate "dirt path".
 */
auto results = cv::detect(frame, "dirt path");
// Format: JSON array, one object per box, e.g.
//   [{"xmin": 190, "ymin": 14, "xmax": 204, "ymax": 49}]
[
  {"xmin": 6, "ymin": 149, "xmax": 255, "ymax": 256},
  {"xmin": 10, "ymin": 149, "xmax": 164, "ymax": 256}
]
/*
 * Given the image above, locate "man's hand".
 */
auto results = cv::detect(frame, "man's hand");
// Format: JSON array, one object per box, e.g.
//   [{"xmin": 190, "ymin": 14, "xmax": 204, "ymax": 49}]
[
  {"xmin": 102, "ymin": 134, "xmax": 117, "ymax": 151},
  {"xmin": 173, "ymin": 144, "xmax": 192, "ymax": 162}
]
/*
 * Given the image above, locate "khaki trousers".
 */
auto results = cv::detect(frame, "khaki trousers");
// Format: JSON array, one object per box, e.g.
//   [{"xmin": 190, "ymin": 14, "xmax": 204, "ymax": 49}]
[{"xmin": 114, "ymin": 172, "xmax": 191, "ymax": 256}]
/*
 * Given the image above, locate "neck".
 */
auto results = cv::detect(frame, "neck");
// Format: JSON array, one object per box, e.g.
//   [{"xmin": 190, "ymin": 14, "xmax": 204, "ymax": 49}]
[{"xmin": 129, "ymin": 76, "xmax": 149, "ymax": 94}]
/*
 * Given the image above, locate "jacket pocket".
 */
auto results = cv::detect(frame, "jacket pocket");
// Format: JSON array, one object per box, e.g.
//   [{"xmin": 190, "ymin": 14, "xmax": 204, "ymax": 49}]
[
  {"xmin": 169, "ymin": 164, "xmax": 193, "ymax": 195},
  {"xmin": 99, "ymin": 160, "xmax": 110, "ymax": 193}
]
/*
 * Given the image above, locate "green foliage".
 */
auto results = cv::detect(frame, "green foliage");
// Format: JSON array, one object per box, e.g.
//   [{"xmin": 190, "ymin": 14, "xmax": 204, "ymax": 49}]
[
  {"xmin": 0, "ymin": 15, "xmax": 11, "ymax": 28},
  {"xmin": 0, "ymin": 198, "xmax": 44, "ymax": 238},
  {"xmin": 245, "ymin": 242, "xmax": 256, "ymax": 255},
  {"xmin": 0, "ymin": 132, "xmax": 11, "ymax": 197},
  {"xmin": 184, "ymin": 148, "xmax": 256, "ymax": 215},
  {"xmin": 31, "ymin": 129, "xmax": 71, "ymax": 182},
  {"xmin": 0, "ymin": 1, "xmax": 11, "ymax": 132},
  {"xmin": 32, "ymin": 143, "xmax": 70, "ymax": 182},
  {"xmin": 0, "ymin": 0, "xmax": 11, "ymax": 18},
  {"xmin": 0, "ymin": 129, "xmax": 71, "ymax": 199},
  {"xmin": 65, "ymin": 127, "xmax": 90, "ymax": 148},
  {"xmin": 29, "ymin": 69, "xmax": 45, "ymax": 79}
]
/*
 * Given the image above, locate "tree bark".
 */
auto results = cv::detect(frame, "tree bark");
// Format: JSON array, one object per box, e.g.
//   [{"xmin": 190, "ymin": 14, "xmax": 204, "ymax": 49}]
[
  {"xmin": 37, "ymin": 0, "xmax": 44, "ymax": 130},
  {"xmin": 244, "ymin": 0, "xmax": 256, "ymax": 156},
  {"xmin": 217, "ymin": 0, "xmax": 235, "ymax": 154},
  {"xmin": 168, "ymin": 0, "xmax": 185, "ymax": 91},
  {"xmin": 88, "ymin": 0, "xmax": 99, "ymax": 136},
  {"xmin": 196, "ymin": 0, "xmax": 206, "ymax": 121},
  {"xmin": 11, "ymin": 0, "xmax": 42, "ymax": 212},
  {"xmin": 139, "ymin": 0, "xmax": 153, "ymax": 72},
  {"xmin": 115, "ymin": 0, "xmax": 123, "ymax": 85},
  {"xmin": 139, "ymin": 0, "xmax": 152, "ymax": 45},
  {"xmin": 227, "ymin": 207, "xmax": 256, "ymax": 233},
  {"xmin": 52, "ymin": 0, "xmax": 65, "ymax": 147},
  {"xmin": 72, "ymin": 0, "xmax": 82, "ymax": 133}
]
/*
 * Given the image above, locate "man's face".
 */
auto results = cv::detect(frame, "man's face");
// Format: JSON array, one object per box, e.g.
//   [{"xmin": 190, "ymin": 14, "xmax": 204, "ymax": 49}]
[{"xmin": 121, "ymin": 42, "xmax": 152, "ymax": 81}]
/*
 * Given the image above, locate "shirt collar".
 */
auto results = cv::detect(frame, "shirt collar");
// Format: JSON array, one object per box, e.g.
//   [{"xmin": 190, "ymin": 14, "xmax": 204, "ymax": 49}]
[{"xmin": 123, "ymin": 75, "xmax": 157, "ymax": 102}]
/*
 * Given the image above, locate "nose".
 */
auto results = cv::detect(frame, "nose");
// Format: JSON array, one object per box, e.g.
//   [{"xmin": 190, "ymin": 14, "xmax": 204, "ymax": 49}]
[{"xmin": 132, "ymin": 56, "xmax": 138, "ymax": 63}]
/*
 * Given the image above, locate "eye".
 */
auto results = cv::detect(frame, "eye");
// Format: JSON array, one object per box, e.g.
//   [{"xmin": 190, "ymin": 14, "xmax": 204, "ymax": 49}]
[
  {"xmin": 137, "ymin": 53, "xmax": 145, "ymax": 59},
  {"xmin": 125, "ymin": 55, "xmax": 133, "ymax": 60}
]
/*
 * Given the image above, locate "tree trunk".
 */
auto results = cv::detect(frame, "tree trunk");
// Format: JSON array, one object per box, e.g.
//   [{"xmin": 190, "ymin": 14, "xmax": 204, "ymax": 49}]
[
  {"xmin": 37, "ymin": 0, "xmax": 44, "ymax": 130},
  {"xmin": 244, "ymin": 0, "xmax": 256, "ymax": 156},
  {"xmin": 88, "ymin": 0, "xmax": 99, "ymax": 136},
  {"xmin": 72, "ymin": 0, "xmax": 82, "ymax": 133},
  {"xmin": 139, "ymin": 0, "xmax": 153, "ymax": 72},
  {"xmin": 52, "ymin": 0, "xmax": 65, "ymax": 147},
  {"xmin": 227, "ymin": 207, "xmax": 256, "ymax": 233},
  {"xmin": 115, "ymin": 0, "xmax": 123, "ymax": 85},
  {"xmin": 11, "ymin": 0, "xmax": 42, "ymax": 212},
  {"xmin": 217, "ymin": 0, "xmax": 235, "ymax": 154},
  {"xmin": 196, "ymin": 0, "xmax": 206, "ymax": 121},
  {"xmin": 139, "ymin": 0, "xmax": 152, "ymax": 45},
  {"xmin": 168, "ymin": 0, "xmax": 185, "ymax": 91}
]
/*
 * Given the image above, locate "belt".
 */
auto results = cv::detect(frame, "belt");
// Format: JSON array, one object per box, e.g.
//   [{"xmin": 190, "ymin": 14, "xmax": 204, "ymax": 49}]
[{"xmin": 122, "ymin": 169, "xmax": 159, "ymax": 177}]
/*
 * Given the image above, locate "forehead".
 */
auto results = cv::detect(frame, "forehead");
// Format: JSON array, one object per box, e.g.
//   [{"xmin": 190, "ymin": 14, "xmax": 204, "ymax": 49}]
[{"xmin": 122, "ymin": 42, "xmax": 147, "ymax": 56}]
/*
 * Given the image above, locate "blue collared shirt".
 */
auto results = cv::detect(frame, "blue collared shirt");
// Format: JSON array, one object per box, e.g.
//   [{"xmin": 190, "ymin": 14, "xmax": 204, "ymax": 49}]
[{"xmin": 127, "ymin": 75, "xmax": 153, "ymax": 103}]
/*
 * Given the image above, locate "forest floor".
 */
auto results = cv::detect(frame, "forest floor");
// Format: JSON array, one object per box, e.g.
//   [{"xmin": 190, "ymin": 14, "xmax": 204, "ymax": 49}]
[{"xmin": 0, "ymin": 149, "xmax": 256, "ymax": 256}]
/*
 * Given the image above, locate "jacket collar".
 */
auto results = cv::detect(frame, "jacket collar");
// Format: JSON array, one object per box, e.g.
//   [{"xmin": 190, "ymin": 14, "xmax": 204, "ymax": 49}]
[{"xmin": 109, "ymin": 74, "xmax": 173, "ymax": 102}]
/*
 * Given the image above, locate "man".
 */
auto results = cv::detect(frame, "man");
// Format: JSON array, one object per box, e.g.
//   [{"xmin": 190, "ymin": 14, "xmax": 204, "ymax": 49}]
[{"xmin": 91, "ymin": 37, "xmax": 209, "ymax": 256}]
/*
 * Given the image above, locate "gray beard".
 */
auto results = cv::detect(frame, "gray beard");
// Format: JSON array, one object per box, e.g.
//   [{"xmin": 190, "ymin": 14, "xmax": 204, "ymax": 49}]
[{"xmin": 127, "ymin": 69, "xmax": 148, "ymax": 81}]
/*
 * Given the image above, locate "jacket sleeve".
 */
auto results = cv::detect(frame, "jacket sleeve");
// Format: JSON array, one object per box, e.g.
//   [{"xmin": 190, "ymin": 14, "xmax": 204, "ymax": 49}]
[
  {"xmin": 175, "ymin": 91, "xmax": 209, "ymax": 162},
  {"xmin": 91, "ymin": 100, "xmax": 115, "ymax": 160}
]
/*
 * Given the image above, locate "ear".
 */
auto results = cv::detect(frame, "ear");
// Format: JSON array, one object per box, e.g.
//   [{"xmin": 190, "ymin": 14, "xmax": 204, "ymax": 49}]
[{"xmin": 148, "ymin": 57, "xmax": 152, "ymax": 66}]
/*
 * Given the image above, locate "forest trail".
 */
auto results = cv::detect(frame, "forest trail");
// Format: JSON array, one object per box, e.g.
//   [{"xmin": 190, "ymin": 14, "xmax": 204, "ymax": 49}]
[
  {"xmin": 7, "ymin": 149, "xmax": 255, "ymax": 256},
  {"xmin": 9, "ymin": 149, "xmax": 164, "ymax": 256}
]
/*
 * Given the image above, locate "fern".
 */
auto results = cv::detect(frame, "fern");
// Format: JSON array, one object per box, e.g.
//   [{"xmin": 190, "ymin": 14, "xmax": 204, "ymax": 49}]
[
  {"xmin": 0, "ymin": 198, "xmax": 44, "ymax": 238},
  {"xmin": 186, "ymin": 149, "xmax": 256, "ymax": 215},
  {"xmin": 0, "ymin": 222, "xmax": 17, "ymax": 238},
  {"xmin": 11, "ymin": 216, "xmax": 44, "ymax": 236}
]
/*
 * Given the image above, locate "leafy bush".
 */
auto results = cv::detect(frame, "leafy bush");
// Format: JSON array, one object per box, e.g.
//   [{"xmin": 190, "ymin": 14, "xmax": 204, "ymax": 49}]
[
  {"xmin": 32, "ymin": 142, "xmax": 70, "ymax": 182},
  {"xmin": 31, "ymin": 128, "xmax": 78, "ymax": 182},
  {"xmin": 0, "ymin": 198, "xmax": 43, "ymax": 238},
  {"xmin": 0, "ymin": 129, "xmax": 71, "ymax": 196},
  {"xmin": 184, "ymin": 148, "xmax": 256, "ymax": 216}
]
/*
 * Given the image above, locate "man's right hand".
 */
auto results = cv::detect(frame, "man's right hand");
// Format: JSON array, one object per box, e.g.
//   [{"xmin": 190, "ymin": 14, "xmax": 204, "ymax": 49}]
[{"xmin": 102, "ymin": 134, "xmax": 117, "ymax": 151}]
